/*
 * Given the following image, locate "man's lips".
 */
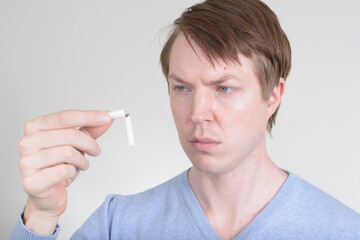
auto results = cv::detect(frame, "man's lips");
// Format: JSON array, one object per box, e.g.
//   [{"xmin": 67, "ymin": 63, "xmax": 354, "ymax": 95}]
[{"xmin": 189, "ymin": 137, "xmax": 220, "ymax": 151}]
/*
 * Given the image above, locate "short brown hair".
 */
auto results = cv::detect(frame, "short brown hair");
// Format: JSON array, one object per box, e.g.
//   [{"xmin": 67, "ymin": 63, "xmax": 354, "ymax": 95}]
[{"xmin": 160, "ymin": 0, "xmax": 291, "ymax": 133}]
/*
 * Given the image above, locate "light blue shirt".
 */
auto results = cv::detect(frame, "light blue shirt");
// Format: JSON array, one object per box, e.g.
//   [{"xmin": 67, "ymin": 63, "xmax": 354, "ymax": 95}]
[{"xmin": 11, "ymin": 169, "xmax": 360, "ymax": 239}]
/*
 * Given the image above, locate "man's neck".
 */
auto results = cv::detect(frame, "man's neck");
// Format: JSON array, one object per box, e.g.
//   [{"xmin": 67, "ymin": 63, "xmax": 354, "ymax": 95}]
[{"xmin": 188, "ymin": 153, "xmax": 288, "ymax": 240}]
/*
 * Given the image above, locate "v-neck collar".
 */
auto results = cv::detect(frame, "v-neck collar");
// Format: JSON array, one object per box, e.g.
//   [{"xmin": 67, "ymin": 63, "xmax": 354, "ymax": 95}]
[{"xmin": 177, "ymin": 168, "xmax": 296, "ymax": 240}]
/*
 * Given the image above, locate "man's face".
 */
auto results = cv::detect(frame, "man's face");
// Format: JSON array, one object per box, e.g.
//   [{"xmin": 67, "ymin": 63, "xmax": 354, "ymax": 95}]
[{"xmin": 168, "ymin": 34, "xmax": 274, "ymax": 175}]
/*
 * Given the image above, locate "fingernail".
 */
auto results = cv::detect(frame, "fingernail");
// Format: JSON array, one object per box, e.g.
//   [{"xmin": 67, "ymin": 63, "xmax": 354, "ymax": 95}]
[
  {"xmin": 96, "ymin": 147, "xmax": 101, "ymax": 156},
  {"xmin": 98, "ymin": 113, "xmax": 111, "ymax": 124}
]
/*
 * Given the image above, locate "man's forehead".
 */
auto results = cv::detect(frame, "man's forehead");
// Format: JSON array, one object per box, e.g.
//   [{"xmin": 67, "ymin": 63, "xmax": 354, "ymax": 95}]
[
  {"xmin": 169, "ymin": 33, "xmax": 254, "ymax": 72},
  {"xmin": 169, "ymin": 36, "xmax": 256, "ymax": 83}
]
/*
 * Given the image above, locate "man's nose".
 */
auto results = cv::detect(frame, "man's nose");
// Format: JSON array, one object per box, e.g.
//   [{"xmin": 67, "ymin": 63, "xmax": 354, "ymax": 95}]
[{"xmin": 190, "ymin": 89, "xmax": 214, "ymax": 124}]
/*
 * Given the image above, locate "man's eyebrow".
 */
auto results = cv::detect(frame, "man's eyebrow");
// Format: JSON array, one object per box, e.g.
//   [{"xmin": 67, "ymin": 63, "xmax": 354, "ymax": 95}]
[
  {"xmin": 168, "ymin": 74, "xmax": 187, "ymax": 84},
  {"xmin": 210, "ymin": 74, "xmax": 241, "ymax": 85},
  {"xmin": 168, "ymin": 73, "xmax": 241, "ymax": 85}
]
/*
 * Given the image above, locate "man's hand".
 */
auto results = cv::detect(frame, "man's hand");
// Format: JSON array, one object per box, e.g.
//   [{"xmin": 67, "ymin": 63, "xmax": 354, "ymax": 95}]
[{"xmin": 18, "ymin": 110, "xmax": 113, "ymax": 235}]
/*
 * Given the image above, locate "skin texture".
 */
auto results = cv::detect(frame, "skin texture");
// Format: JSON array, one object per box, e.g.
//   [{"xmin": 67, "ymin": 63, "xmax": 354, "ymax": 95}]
[
  {"xmin": 168, "ymin": 33, "xmax": 287, "ymax": 239},
  {"xmin": 18, "ymin": 110, "xmax": 113, "ymax": 235}
]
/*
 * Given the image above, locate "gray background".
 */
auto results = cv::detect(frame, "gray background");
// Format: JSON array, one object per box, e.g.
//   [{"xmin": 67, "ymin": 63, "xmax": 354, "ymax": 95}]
[{"xmin": 1, "ymin": 0, "xmax": 359, "ymax": 239}]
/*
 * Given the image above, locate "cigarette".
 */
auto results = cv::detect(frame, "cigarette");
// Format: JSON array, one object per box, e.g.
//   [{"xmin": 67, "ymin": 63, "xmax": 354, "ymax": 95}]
[{"xmin": 109, "ymin": 110, "xmax": 135, "ymax": 146}]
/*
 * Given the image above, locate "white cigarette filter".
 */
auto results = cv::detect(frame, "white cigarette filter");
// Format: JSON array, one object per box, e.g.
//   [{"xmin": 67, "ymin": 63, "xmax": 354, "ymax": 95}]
[
  {"xmin": 109, "ymin": 109, "xmax": 126, "ymax": 119},
  {"xmin": 109, "ymin": 110, "xmax": 135, "ymax": 146}
]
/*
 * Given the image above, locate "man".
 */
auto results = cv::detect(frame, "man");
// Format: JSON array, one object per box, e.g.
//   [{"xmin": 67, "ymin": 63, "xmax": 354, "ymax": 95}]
[{"xmin": 10, "ymin": 0, "xmax": 360, "ymax": 239}]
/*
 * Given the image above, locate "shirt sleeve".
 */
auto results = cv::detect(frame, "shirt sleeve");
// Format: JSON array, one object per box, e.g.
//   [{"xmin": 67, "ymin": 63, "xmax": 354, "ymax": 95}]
[{"xmin": 9, "ymin": 213, "xmax": 59, "ymax": 240}]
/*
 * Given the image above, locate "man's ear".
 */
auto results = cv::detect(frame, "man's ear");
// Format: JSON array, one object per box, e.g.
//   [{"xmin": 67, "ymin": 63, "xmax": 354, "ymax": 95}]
[{"xmin": 267, "ymin": 78, "xmax": 285, "ymax": 118}]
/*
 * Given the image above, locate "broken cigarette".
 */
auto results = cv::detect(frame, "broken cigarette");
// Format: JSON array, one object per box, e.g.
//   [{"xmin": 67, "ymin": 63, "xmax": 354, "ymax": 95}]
[{"xmin": 109, "ymin": 110, "xmax": 135, "ymax": 146}]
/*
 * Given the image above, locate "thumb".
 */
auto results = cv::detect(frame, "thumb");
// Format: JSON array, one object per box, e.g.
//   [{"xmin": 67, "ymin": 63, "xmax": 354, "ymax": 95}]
[{"xmin": 80, "ymin": 119, "xmax": 114, "ymax": 139}]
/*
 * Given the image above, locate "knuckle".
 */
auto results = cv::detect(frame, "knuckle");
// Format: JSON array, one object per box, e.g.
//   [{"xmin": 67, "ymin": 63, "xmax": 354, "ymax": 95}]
[
  {"xmin": 18, "ymin": 137, "xmax": 30, "ymax": 152},
  {"xmin": 18, "ymin": 156, "xmax": 30, "ymax": 172},
  {"xmin": 58, "ymin": 165, "xmax": 70, "ymax": 179},
  {"xmin": 22, "ymin": 177, "xmax": 33, "ymax": 193},
  {"xmin": 59, "ymin": 165, "xmax": 75, "ymax": 179},
  {"xmin": 63, "ymin": 146, "xmax": 76, "ymax": 159},
  {"xmin": 69, "ymin": 165, "xmax": 76, "ymax": 176},
  {"xmin": 24, "ymin": 120, "xmax": 35, "ymax": 135},
  {"xmin": 69, "ymin": 170, "xmax": 80, "ymax": 184},
  {"xmin": 57, "ymin": 111, "xmax": 71, "ymax": 124}
]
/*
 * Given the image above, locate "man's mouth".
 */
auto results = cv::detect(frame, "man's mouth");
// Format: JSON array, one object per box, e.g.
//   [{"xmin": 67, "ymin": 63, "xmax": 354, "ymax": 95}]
[{"xmin": 189, "ymin": 137, "xmax": 220, "ymax": 151}]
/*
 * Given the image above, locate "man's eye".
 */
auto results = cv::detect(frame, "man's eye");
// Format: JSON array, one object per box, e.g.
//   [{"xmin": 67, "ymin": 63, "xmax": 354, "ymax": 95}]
[
  {"xmin": 218, "ymin": 86, "xmax": 234, "ymax": 93},
  {"xmin": 175, "ymin": 86, "xmax": 187, "ymax": 92}
]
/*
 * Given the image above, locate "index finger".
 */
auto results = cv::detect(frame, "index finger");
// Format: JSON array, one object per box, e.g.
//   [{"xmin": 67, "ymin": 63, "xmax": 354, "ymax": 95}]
[{"xmin": 24, "ymin": 110, "xmax": 112, "ymax": 135}]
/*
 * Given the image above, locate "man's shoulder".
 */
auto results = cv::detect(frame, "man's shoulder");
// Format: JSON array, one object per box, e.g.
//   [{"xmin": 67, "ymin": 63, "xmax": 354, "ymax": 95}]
[
  {"xmin": 271, "ymin": 172, "xmax": 360, "ymax": 238},
  {"xmin": 290, "ymin": 173, "xmax": 360, "ymax": 219},
  {"xmin": 248, "ymin": 172, "xmax": 360, "ymax": 239}
]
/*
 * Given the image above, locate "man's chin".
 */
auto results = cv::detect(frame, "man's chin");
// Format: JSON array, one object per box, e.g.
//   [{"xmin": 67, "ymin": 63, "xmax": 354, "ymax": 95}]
[{"xmin": 187, "ymin": 154, "xmax": 230, "ymax": 176}]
